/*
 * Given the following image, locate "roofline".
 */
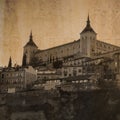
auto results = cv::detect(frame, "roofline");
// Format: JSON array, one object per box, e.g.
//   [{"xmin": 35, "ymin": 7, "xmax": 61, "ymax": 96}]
[
  {"xmin": 36, "ymin": 39, "xmax": 80, "ymax": 54},
  {"xmin": 96, "ymin": 40, "xmax": 120, "ymax": 48},
  {"xmin": 80, "ymin": 31, "xmax": 97, "ymax": 35}
]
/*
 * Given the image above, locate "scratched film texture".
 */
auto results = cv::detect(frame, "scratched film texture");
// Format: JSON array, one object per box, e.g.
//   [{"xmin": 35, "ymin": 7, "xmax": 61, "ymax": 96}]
[{"xmin": 0, "ymin": 0, "xmax": 120, "ymax": 66}]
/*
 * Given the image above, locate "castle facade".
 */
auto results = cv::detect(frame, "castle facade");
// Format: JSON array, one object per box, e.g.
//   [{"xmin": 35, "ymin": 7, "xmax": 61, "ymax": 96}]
[{"xmin": 22, "ymin": 15, "xmax": 120, "ymax": 66}]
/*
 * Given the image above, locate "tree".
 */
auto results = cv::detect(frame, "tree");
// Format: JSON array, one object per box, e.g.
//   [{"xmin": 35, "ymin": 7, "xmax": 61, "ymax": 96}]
[
  {"xmin": 8, "ymin": 56, "xmax": 12, "ymax": 68},
  {"xmin": 22, "ymin": 54, "xmax": 27, "ymax": 66},
  {"xmin": 30, "ymin": 56, "xmax": 42, "ymax": 66},
  {"xmin": 53, "ymin": 60, "xmax": 63, "ymax": 69}
]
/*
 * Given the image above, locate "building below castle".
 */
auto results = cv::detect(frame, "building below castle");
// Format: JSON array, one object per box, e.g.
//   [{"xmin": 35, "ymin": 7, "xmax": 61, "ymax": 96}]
[{"xmin": 0, "ymin": 66, "xmax": 37, "ymax": 92}]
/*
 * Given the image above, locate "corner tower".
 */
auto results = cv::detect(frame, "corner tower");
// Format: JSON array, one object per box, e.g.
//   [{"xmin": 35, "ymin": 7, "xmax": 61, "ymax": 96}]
[
  {"xmin": 80, "ymin": 15, "xmax": 97, "ymax": 57},
  {"xmin": 22, "ymin": 32, "xmax": 38, "ymax": 66}
]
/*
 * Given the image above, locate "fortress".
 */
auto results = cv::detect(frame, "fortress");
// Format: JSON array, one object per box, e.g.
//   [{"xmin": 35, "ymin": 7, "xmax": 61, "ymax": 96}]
[
  {"xmin": 1, "ymin": 15, "xmax": 120, "ymax": 92},
  {"xmin": 22, "ymin": 15, "xmax": 120, "ymax": 66}
]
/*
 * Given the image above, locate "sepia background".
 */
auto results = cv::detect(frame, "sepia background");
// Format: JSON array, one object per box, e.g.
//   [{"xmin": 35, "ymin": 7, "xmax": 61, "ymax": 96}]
[{"xmin": 0, "ymin": 0, "xmax": 120, "ymax": 66}]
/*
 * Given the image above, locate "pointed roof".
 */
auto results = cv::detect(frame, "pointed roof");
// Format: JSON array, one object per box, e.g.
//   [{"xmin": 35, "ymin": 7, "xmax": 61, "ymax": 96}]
[
  {"xmin": 24, "ymin": 31, "xmax": 38, "ymax": 48},
  {"xmin": 80, "ymin": 14, "xmax": 96, "ymax": 34}
]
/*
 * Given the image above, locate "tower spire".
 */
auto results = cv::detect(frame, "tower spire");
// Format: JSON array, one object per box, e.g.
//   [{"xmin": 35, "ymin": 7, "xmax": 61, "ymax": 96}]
[
  {"xmin": 29, "ymin": 30, "xmax": 33, "ymax": 42},
  {"xmin": 24, "ymin": 30, "xmax": 38, "ymax": 48},
  {"xmin": 87, "ymin": 13, "xmax": 90, "ymax": 26},
  {"xmin": 80, "ymin": 14, "xmax": 96, "ymax": 34}
]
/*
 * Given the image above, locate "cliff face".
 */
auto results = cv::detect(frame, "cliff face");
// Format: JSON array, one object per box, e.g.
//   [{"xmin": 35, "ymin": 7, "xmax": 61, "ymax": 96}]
[{"xmin": 0, "ymin": 89, "xmax": 120, "ymax": 120}]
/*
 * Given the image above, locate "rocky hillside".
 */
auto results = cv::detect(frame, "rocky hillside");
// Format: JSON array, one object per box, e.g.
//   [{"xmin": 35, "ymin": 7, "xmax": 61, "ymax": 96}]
[{"xmin": 0, "ymin": 88, "xmax": 120, "ymax": 120}]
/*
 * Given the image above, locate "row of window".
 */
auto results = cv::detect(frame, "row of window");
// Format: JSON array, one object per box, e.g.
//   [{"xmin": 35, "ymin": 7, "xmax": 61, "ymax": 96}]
[
  {"xmin": 65, "ymin": 61, "xmax": 83, "ymax": 66},
  {"xmin": 64, "ymin": 68, "xmax": 82, "ymax": 72},
  {"xmin": 41, "ymin": 45, "xmax": 80, "ymax": 58},
  {"xmin": 1, "ymin": 72, "xmax": 24, "ymax": 78},
  {"xmin": 63, "ymin": 69, "xmax": 82, "ymax": 77},
  {"xmin": 0, "ymin": 79, "xmax": 24, "ymax": 84},
  {"xmin": 38, "ymin": 75, "xmax": 57, "ymax": 79},
  {"xmin": 96, "ymin": 42, "xmax": 117, "ymax": 50},
  {"xmin": 82, "ymin": 36, "xmax": 95, "ymax": 40}
]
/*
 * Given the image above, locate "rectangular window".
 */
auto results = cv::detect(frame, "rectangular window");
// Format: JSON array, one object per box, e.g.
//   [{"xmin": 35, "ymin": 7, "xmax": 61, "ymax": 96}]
[
  {"xmin": 73, "ymin": 70, "xmax": 77, "ymax": 76},
  {"xmin": 64, "ymin": 71, "xmax": 67, "ymax": 76},
  {"xmin": 16, "ymin": 73, "xmax": 18, "ymax": 76},
  {"xmin": 1, "ymin": 74, "xmax": 4, "ymax": 78},
  {"xmin": 69, "ymin": 74, "xmax": 71, "ymax": 76},
  {"xmin": 79, "ymin": 69, "xmax": 81, "ymax": 73}
]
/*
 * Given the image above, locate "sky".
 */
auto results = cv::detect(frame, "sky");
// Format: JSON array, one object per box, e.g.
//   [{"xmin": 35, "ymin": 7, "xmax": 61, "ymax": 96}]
[{"xmin": 0, "ymin": 0, "xmax": 120, "ymax": 66}]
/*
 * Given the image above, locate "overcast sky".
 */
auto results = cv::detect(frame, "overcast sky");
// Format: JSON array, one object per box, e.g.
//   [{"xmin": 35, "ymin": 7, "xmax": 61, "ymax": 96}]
[{"xmin": 0, "ymin": 0, "xmax": 120, "ymax": 66}]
